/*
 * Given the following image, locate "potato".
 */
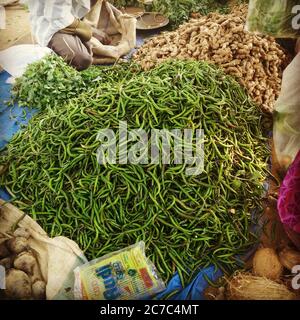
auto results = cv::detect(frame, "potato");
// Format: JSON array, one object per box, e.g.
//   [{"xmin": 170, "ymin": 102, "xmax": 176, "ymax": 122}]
[
  {"xmin": 14, "ymin": 251, "xmax": 36, "ymax": 275},
  {"xmin": 32, "ymin": 280, "xmax": 46, "ymax": 300},
  {"xmin": 0, "ymin": 241, "xmax": 10, "ymax": 258},
  {"xmin": 0, "ymin": 257, "xmax": 13, "ymax": 269},
  {"xmin": 5, "ymin": 269, "xmax": 31, "ymax": 299},
  {"xmin": 253, "ymin": 248, "xmax": 283, "ymax": 281},
  {"xmin": 13, "ymin": 228, "xmax": 30, "ymax": 239},
  {"xmin": 7, "ymin": 237, "xmax": 28, "ymax": 254}
]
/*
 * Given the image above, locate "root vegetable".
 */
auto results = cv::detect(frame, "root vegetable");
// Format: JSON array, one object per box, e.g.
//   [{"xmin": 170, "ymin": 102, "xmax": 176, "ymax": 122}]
[
  {"xmin": 7, "ymin": 237, "xmax": 28, "ymax": 254},
  {"xmin": 133, "ymin": 6, "xmax": 289, "ymax": 112},
  {"xmin": 32, "ymin": 280, "xmax": 46, "ymax": 300},
  {"xmin": 14, "ymin": 251, "xmax": 37, "ymax": 275},
  {"xmin": 5, "ymin": 269, "xmax": 31, "ymax": 299},
  {"xmin": 253, "ymin": 248, "xmax": 283, "ymax": 280},
  {"xmin": 13, "ymin": 227, "xmax": 30, "ymax": 239},
  {"xmin": 31, "ymin": 263, "xmax": 43, "ymax": 283},
  {"xmin": 13, "ymin": 251, "xmax": 43, "ymax": 283},
  {"xmin": 0, "ymin": 241, "xmax": 10, "ymax": 258},
  {"xmin": 0, "ymin": 257, "xmax": 12, "ymax": 269},
  {"xmin": 227, "ymin": 273, "xmax": 296, "ymax": 300},
  {"xmin": 279, "ymin": 248, "xmax": 300, "ymax": 271}
]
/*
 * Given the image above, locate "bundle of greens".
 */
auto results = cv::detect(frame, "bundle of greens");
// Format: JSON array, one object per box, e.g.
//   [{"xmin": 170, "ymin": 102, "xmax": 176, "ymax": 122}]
[
  {"xmin": 246, "ymin": 0, "xmax": 300, "ymax": 38},
  {"xmin": 1, "ymin": 56, "xmax": 269, "ymax": 285},
  {"xmin": 12, "ymin": 54, "xmax": 142, "ymax": 111}
]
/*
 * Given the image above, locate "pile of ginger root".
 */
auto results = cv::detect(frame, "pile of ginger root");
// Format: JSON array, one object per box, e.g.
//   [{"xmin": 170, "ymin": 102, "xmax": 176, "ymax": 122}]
[
  {"xmin": 0, "ymin": 227, "xmax": 46, "ymax": 300},
  {"xmin": 133, "ymin": 6, "xmax": 290, "ymax": 113}
]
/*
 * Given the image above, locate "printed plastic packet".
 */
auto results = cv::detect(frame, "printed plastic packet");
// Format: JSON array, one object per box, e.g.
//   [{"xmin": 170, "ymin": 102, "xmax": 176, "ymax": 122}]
[{"xmin": 74, "ymin": 242, "xmax": 165, "ymax": 300}]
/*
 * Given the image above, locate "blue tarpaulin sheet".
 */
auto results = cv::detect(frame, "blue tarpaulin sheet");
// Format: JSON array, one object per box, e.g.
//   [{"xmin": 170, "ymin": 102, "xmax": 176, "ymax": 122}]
[
  {"xmin": 0, "ymin": 71, "xmax": 37, "ymax": 200},
  {"xmin": 0, "ymin": 69, "xmax": 222, "ymax": 300}
]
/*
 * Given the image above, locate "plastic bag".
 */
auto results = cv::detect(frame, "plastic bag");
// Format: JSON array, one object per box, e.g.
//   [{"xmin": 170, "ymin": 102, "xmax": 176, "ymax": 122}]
[
  {"xmin": 278, "ymin": 150, "xmax": 300, "ymax": 248},
  {"xmin": 278, "ymin": 150, "xmax": 300, "ymax": 233},
  {"xmin": 0, "ymin": 199, "xmax": 87, "ymax": 300},
  {"xmin": 273, "ymin": 52, "xmax": 300, "ymax": 169},
  {"xmin": 246, "ymin": 0, "xmax": 300, "ymax": 38},
  {"xmin": 0, "ymin": 45, "xmax": 52, "ymax": 80},
  {"xmin": 74, "ymin": 242, "xmax": 165, "ymax": 300}
]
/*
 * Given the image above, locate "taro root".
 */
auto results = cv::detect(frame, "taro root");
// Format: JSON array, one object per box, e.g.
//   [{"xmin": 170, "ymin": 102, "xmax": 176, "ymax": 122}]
[
  {"xmin": 6, "ymin": 237, "xmax": 28, "ymax": 254},
  {"xmin": 0, "ymin": 257, "xmax": 13, "ymax": 269},
  {"xmin": 14, "ymin": 251, "xmax": 37, "ymax": 275},
  {"xmin": 5, "ymin": 269, "xmax": 32, "ymax": 299},
  {"xmin": 32, "ymin": 280, "xmax": 46, "ymax": 300},
  {"xmin": 0, "ymin": 241, "xmax": 10, "ymax": 258}
]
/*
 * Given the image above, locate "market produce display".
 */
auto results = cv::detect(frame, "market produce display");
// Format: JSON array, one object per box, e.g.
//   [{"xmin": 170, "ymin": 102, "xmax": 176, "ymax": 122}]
[
  {"xmin": 0, "ymin": 56, "xmax": 269, "ymax": 285},
  {"xmin": 133, "ymin": 7, "xmax": 289, "ymax": 112},
  {"xmin": 0, "ymin": 227, "xmax": 46, "ymax": 300}
]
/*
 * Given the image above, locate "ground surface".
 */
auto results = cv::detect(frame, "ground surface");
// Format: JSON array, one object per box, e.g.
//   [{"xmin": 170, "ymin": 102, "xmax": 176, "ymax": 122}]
[{"xmin": 0, "ymin": 2, "xmax": 32, "ymax": 51}]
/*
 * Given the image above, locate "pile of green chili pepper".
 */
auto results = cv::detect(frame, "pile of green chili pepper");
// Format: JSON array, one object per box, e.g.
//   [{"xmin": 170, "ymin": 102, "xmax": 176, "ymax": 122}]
[{"xmin": 1, "ymin": 58, "xmax": 269, "ymax": 285}]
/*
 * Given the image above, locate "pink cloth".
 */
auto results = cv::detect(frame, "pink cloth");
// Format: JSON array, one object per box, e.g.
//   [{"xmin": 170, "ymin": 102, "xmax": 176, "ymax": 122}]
[{"xmin": 278, "ymin": 150, "xmax": 300, "ymax": 234}]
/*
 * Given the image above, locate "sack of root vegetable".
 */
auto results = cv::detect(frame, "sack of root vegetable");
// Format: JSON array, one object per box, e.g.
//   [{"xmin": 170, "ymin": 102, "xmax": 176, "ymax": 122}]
[
  {"xmin": 0, "ymin": 200, "xmax": 87, "ymax": 300},
  {"xmin": 0, "ymin": 230, "xmax": 46, "ymax": 300}
]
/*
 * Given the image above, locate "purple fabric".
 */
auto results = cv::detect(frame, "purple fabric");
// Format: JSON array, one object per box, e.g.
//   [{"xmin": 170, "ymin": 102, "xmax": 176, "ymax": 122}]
[{"xmin": 278, "ymin": 150, "xmax": 300, "ymax": 233}]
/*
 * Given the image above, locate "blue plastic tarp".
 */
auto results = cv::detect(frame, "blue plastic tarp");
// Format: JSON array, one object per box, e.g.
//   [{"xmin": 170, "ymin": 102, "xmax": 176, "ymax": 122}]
[
  {"xmin": 0, "ymin": 71, "xmax": 37, "ymax": 200},
  {"xmin": 157, "ymin": 267, "xmax": 223, "ymax": 300}
]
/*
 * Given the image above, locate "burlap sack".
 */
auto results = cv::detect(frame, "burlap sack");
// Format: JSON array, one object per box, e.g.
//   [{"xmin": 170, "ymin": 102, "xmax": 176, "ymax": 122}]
[
  {"xmin": 0, "ymin": 199, "xmax": 87, "ymax": 300},
  {"xmin": 84, "ymin": 0, "xmax": 136, "ymax": 63}
]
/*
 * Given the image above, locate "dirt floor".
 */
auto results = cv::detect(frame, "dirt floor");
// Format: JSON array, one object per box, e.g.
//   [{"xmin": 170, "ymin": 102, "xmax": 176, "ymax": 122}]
[{"xmin": 0, "ymin": 2, "xmax": 32, "ymax": 51}]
